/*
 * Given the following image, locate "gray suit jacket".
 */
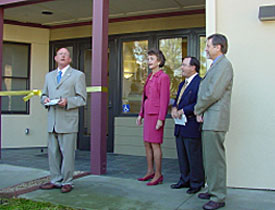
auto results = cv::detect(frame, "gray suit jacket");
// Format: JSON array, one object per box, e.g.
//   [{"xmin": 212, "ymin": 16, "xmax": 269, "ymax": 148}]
[
  {"xmin": 194, "ymin": 55, "xmax": 233, "ymax": 132},
  {"xmin": 41, "ymin": 67, "xmax": 87, "ymax": 133}
]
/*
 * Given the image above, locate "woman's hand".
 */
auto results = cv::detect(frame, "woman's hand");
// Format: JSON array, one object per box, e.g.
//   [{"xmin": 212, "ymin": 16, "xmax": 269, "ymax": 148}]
[
  {"xmin": 155, "ymin": 120, "xmax": 163, "ymax": 130},
  {"xmin": 136, "ymin": 116, "xmax": 143, "ymax": 126}
]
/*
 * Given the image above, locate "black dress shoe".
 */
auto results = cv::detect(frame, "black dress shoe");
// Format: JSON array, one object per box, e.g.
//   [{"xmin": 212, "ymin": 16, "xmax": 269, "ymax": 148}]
[
  {"xmin": 198, "ymin": 192, "xmax": 211, "ymax": 199},
  {"xmin": 203, "ymin": 201, "xmax": 225, "ymax": 210},
  {"xmin": 186, "ymin": 187, "xmax": 201, "ymax": 194},
  {"xmin": 170, "ymin": 182, "xmax": 189, "ymax": 189}
]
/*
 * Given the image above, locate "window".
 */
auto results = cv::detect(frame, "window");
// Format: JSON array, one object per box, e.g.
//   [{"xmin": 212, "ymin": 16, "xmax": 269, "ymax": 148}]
[{"xmin": 1, "ymin": 42, "xmax": 30, "ymax": 114}]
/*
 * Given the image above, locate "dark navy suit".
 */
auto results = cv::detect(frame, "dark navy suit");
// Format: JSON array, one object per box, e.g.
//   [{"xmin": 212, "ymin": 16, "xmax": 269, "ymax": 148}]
[{"xmin": 173, "ymin": 74, "xmax": 204, "ymax": 189}]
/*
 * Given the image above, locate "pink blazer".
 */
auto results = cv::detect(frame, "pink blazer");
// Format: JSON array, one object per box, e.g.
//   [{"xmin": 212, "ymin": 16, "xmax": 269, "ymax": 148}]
[{"xmin": 139, "ymin": 70, "xmax": 170, "ymax": 121}]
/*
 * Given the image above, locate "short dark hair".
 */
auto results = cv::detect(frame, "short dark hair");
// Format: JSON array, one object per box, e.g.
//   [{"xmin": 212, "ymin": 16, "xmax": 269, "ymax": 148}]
[
  {"xmin": 147, "ymin": 49, "xmax": 166, "ymax": 67},
  {"xmin": 207, "ymin": 33, "xmax": 228, "ymax": 54},
  {"xmin": 183, "ymin": 56, "xmax": 200, "ymax": 73}
]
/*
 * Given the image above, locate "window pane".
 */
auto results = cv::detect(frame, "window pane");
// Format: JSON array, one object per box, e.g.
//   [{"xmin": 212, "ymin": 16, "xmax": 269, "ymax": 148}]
[
  {"xmin": 3, "ymin": 43, "xmax": 29, "ymax": 77},
  {"xmin": 122, "ymin": 40, "xmax": 148, "ymax": 114},
  {"xmin": 2, "ymin": 79, "xmax": 28, "ymax": 112},
  {"xmin": 200, "ymin": 36, "xmax": 207, "ymax": 78},
  {"xmin": 159, "ymin": 37, "xmax": 187, "ymax": 99}
]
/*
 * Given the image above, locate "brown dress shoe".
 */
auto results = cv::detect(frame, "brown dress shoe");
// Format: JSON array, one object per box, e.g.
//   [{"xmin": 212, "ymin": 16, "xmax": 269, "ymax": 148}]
[
  {"xmin": 40, "ymin": 182, "xmax": 60, "ymax": 190},
  {"xmin": 198, "ymin": 192, "xmax": 211, "ymax": 199},
  {"xmin": 203, "ymin": 201, "xmax": 225, "ymax": 210},
  {"xmin": 61, "ymin": 184, "xmax": 73, "ymax": 193}
]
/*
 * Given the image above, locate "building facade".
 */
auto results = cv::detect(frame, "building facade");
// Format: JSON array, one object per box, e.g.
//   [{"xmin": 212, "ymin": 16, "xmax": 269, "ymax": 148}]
[{"xmin": 0, "ymin": 0, "xmax": 274, "ymax": 189}]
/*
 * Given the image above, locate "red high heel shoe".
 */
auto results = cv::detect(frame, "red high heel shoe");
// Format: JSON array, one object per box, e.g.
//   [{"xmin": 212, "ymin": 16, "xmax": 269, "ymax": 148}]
[
  {"xmin": 146, "ymin": 175, "xmax": 163, "ymax": 186},
  {"xmin": 137, "ymin": 173, "xmax": 155, "ymax": 181}
]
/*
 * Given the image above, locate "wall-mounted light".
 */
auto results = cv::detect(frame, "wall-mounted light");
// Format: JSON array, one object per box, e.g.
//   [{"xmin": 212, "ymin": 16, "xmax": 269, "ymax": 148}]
[
  {"xmin": 259, "ymin": 5, "xmax": 275, "ymax": 21},
  {"xmin": 25, "ymin": 128, "xmax": 30, "ymax": 135}
]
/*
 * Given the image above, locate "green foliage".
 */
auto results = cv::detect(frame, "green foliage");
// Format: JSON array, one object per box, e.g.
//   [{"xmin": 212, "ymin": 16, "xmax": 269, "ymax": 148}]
[{"xmin": 0, "ymin": 198, "xmax": 79, "ymax": 210}]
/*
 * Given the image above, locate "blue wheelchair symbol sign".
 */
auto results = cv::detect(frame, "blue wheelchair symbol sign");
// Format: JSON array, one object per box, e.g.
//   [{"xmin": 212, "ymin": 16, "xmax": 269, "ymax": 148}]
[{"xmin": 122, "ymin": 104, "xmax": 130, "ymax": 113}]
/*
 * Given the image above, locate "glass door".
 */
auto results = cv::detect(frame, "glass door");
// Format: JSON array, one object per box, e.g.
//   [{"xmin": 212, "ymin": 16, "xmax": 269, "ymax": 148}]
[
  {"xmin": 78, "ymin": 45, "xmax": 92, "ymax": 150},
  {"xmin": 121, "ymin": 39, "xmax": 149, "ymax": 114},
  {"xmin": 78, "ymin": 42, "xmax": 111, "ymax": 151}
]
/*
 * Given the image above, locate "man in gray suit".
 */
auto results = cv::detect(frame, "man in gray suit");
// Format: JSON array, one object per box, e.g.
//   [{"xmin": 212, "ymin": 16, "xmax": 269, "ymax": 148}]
[
  {"xmin": 40, "ymin": 48, "xmax": 87, "ymax": 193},
  {"xmin": 194, "ymin": 34, "xmax": 233, "ymax": 210}
]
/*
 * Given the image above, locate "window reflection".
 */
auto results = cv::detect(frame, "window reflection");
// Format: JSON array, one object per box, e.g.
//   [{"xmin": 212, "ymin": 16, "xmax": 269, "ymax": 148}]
[
  {"xmin": 200, "ymin": 36, "xmax": 207, "ymax": 78},
  {"xmin": 159, "ymin": 37, "xmax": 188, "ymax": 101},
  {"xmin": 122, "ymin": 40, "xmax": 148, "ymax": 114}
]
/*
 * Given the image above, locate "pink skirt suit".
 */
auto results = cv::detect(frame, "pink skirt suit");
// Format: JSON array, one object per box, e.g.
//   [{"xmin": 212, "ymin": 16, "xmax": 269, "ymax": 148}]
[{"xmin": 139, "ymin": 70, "xmax": 170, "ymax": 144}]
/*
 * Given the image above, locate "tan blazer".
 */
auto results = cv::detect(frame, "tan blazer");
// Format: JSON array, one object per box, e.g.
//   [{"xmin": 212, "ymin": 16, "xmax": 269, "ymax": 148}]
[
  {"xmin": 194, "ymin": 55, "xmax": 233, "ymax": 132},
  {"xmin": 41, "ymin": 67, "xmax": 87, "ymax": 133}
]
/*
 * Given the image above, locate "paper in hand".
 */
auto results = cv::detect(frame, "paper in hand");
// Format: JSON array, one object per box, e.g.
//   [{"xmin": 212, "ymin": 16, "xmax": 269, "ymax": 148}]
[
  {"xmin": 174, "ymin": 114, "xmax": 187, "ymax": 126},
  {"xmin": 44, "ymin": 98, "xmax": 60, "ymax": 106}
]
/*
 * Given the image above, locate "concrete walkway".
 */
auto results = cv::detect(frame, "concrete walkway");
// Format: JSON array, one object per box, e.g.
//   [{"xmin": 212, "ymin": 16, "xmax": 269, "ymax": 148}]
[
  {"xmin": 18, "ymin": 174, "xmax": 275, "ymax": 210},
  {"xmin": 0, "ymin": 164, "xmax": 49, "ymax": 189},
  {"xmin": 1, "ymin": 149, "xmax": 275, "ymax": 210}
]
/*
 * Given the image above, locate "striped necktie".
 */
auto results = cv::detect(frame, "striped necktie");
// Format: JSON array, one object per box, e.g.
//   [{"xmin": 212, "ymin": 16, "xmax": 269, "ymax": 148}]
[
  {"xmin": 57, "ymin": 71, "xmax": 62, "ymax": 84},
  {"xmin": 176, "ymin": 80, "xmax": 188, "ymax": 105}
]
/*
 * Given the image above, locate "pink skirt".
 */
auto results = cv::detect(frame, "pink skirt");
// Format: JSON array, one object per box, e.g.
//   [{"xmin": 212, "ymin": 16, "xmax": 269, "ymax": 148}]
[{"xmin": 143, "ymin": 113, "xmax": 164, "ymax": 144}]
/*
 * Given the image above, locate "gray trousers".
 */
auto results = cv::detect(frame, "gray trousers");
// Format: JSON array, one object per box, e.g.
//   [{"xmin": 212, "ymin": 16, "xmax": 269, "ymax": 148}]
[
  {"xmin": 48, "ymin": 132, "xmax": 76, "ymax": 186},
  {"xmin": 202, "ymin": 130, "xmax": 226, "ymax": 202}
]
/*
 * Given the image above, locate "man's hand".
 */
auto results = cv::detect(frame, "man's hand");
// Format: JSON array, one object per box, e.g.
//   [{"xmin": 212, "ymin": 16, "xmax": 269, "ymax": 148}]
[
  {"xmin": 156, "ymin": 120, "xmax": 163, "ymax": 130},
  {"xmin": 177, "ymin": 109, "xmax": 184, "ymax": 119},
  {"xmin": 196, "ymin": 115, "xmax": 204, "ymax": 123},
  {"xmin": 58, "ymin": 98, "xmax": 67, "ymax": 107},
  {"xmin": 171, "ymin": 107, "xmax": 179, "ymax": 119},
  {"xmin": 44, "ymin": 98, "xmax": 50, "ymax": 104},
  {"xmin": 136, "ymin": 116, "xmax": 143, "ymax": 126}
]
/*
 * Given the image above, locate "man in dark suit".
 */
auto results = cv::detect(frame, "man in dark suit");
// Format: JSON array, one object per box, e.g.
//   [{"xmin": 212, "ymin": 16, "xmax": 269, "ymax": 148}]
[
  {"xmin": 170, "ymin": 56, "xmax": 204, "ymax": 194},
  {"xmin": 39, "ymin": 48, "xmax": 87, "ymax": 193},
  {"xmin": 195, "ymin": 34, "xmax": 233, "ymax": 210}
]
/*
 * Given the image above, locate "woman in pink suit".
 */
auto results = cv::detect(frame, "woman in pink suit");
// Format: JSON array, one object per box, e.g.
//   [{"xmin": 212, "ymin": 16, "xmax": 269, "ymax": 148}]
[{"xmin": 136, "ymin": 49, "xmax": 170, "ymax": 186}]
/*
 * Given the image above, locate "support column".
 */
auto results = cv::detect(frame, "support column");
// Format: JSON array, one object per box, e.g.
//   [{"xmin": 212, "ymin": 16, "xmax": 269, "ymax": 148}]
[
  {"xmin": 206, "ymin": 0, "xmax": 217, "ymax": 35},
  {"xmin": 90, "ymin": 0, "xmax": 109, "ymax": 174},
  {"xmin": 0, "ymin": 8, "xmax": 4, "ymax": 159}
]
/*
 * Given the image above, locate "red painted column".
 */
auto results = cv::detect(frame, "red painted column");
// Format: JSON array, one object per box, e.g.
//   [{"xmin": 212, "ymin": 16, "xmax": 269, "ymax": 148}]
[
  {"xmin": 0, "ymin": 8, "xmax": 4, "ymax": 159},
  {"xmin": 90, "ymin": 0, "xmax": 109, "ymax": 174}
]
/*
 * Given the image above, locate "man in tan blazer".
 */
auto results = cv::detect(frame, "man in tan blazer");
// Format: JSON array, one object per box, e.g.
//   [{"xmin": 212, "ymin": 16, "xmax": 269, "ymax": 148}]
[
  {"xmin": 40, "ymin": 48, "xmax": 87, "ymax": 193},
  {"xmin": 194, "ymin": 34, "xmax": 233, "ymax": 210}
]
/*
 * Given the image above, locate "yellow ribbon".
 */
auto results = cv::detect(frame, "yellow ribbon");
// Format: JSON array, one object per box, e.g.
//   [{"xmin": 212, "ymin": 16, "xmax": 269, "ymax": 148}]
[
  {"xmin": 86, "ymin": 86, "xmax": 108, "ymax": 93},
  {"xmin": 0, "ymin": 90, "xmax": 42, "ymax": 102},
  {"xmin": 0, "ymin": 86, "xmax": 108, "ymax": 102}
]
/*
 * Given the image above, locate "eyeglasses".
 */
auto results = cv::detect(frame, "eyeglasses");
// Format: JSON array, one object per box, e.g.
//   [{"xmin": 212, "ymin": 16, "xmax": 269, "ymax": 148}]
[
  {"xmin": 182, "ymin": 63, "xmax": 191, "ymax": 67},
  {"xmin": 57, "ymin": 52, "xmax": 70, "ymax": 56}
]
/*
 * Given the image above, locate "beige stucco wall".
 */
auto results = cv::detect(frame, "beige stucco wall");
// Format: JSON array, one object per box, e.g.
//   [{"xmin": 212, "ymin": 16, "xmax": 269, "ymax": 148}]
[
  {"xmin": 207, "ymin": 0, "xmax": 275, "ymax": 189},
  {"xmin": 2, "ymin": 24, "xmax": 49, "ymax": 148},
  {"xmin": 50, "ymin": 14, "xmax": 205, "ymax": 41},
  {"xmin": 114, "ymin": 118, "xmax": 176, "ymax": 158}
]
